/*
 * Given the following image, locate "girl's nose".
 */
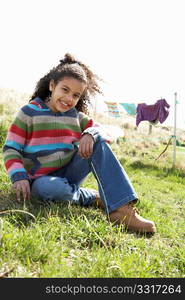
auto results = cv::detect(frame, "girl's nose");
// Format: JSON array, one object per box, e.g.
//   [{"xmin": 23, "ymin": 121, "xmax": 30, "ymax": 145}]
[{"xmin": 66, "ymin": 94, "xmax": 73, "ymax": 103}]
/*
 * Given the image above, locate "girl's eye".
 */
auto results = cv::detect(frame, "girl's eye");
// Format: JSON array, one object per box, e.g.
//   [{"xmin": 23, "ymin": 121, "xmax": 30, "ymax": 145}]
[
  {"xmin": 74, "ymin": 95, "xmax": 81, "ymax": 100},
  {"xmin": 62, "ymin": 88, "xmax": 68, "ymax": 92}
]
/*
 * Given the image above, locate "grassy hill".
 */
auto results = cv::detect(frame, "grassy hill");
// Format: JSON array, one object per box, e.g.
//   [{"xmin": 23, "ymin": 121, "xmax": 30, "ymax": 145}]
[{"xmin": 0, "ymin": 88, "xmax": 185, "ymax": 278}]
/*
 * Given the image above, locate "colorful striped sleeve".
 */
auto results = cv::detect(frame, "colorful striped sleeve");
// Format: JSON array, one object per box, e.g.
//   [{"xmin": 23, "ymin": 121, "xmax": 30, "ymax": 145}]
[
  {"xmin": 3, "ymin": 108, "xmax": 30, "ymax": 183},
  {"xmin": 78, "ymin": 112, "xmax": 101, "ymax": 142},
  {"xmin": 78, "ymin": 112, "xmax": 94, "ymax": 131}
]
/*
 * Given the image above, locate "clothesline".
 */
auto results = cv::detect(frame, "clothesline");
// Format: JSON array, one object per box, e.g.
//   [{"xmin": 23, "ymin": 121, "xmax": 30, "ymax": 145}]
[
  {"xmin": 103, "ymin": 99, "xmax": 170, "ymax": 127},
  {"xmin": 100, "ymin": 94, "xmax": 178, "ymax": 167}
]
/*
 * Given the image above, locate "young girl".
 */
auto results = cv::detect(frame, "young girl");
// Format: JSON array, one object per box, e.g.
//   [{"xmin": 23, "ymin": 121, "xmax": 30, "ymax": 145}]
[{"xmin": 3, "ymin": 53, "xmax": 156, "ymax": 233}]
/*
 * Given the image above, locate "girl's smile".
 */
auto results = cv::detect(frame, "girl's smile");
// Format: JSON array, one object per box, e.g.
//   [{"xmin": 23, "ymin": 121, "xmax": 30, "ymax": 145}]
[{"xmin": 47, "ymin": 77, "xmax": 86, "ymax": 113}]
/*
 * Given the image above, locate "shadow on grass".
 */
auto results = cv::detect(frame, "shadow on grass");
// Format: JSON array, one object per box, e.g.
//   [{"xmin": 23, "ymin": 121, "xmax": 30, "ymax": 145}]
[
  {"xmin": 0, "ymin": 194, "xmax": 155, "ymax": 245},
  {"xmin": 129, "ymin": 160, "xmax": 185, "ymax": 179},
  {"xmin": 0, "ymin": 193, "xmax": 102, "ymax": 227}
]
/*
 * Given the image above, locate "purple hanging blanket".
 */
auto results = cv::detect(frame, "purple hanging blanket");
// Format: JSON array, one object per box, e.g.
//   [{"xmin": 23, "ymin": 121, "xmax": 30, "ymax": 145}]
[{"xmin": 136, "ymin": 99, "xmax": 170, "ymax": 126}]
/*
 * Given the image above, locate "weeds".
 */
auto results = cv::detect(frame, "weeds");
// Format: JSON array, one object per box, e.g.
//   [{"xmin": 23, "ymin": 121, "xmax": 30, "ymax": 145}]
[{"xmin": 0, "ymin": 91, "xmax": 185, "ymax": 278}]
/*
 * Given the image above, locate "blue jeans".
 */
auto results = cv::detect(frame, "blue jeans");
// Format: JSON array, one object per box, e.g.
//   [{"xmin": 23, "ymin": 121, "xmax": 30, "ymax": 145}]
[{"xmin": 31, "ymin": 138, "xmax": 137, "ymax": 214}]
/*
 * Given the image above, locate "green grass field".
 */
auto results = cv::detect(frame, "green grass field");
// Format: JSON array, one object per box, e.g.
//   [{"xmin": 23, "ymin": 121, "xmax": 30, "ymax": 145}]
[{"xmin": 0, "ymin": 96, "xmax": 185, "ymax": 278}]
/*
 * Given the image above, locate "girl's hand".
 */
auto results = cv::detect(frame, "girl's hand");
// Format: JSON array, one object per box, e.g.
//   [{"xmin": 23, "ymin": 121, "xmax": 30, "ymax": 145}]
[
  {"xmin": 79, "ymin": 134, "xmax": 94, "ymax": 158},
  {"xmin": 13, "ymin": 179, "xmax": 30, "ymax": 202}
]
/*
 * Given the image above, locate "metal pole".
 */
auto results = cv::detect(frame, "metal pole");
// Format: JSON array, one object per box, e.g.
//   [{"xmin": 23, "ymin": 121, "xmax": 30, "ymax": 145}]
[
  {"xmin": 148, "ymin": 123, "xmax": 152, "ymax": 135},
  {"xmin": 172, "ymin": 92, "xmax": 177, "ymax": 167}
]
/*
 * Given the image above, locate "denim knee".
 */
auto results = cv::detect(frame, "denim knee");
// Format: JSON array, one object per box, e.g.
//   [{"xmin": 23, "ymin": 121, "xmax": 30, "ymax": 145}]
[{"xmin": 31, "ymin": 176, "xmax": 74, "ymax": 203}]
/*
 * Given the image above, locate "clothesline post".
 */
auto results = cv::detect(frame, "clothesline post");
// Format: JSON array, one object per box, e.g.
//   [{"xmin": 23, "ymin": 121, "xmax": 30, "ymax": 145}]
[
  {"xmin": 148, "ymin": 123, "xmax": 152, "ymax": 134},
  {"xmin": 172, "ymin": 92, "xmax": 177, "ymax": 167}
]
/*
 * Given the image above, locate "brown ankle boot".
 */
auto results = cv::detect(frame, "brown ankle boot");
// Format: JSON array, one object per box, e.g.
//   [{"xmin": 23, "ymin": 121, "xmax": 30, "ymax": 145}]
[
  {"xmin": 87, "ymin": 189, "xmax": 104, "ymax": 209},
  {"xmin": 95, "ymin": 194, "xmax": 104, "ymax": 209},
  {"xmin": 109, "ymin": 201, "xmax": 156, "ymax": 233}
]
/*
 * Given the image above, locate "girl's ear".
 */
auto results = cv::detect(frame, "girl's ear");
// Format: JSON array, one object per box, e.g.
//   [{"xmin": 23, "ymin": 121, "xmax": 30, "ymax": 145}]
[{"xmin": 49, "ymin": 80, "xmax": 55, "ymax": 92}]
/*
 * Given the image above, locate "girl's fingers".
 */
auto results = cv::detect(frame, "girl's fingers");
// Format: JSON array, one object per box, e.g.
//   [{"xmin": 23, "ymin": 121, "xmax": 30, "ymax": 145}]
[
  {"xmin": 22, "ymin": 183, "xmax": 29, "ymax": 201},
  {"xmin": 25, "ymin": 183, "xmax": 31, "ymax": 200},
  {"xmin": 13, "ymin": 180, "xmax": 30, "ymax": 202},
  {"xmin": 79, "ymin": 140, "xmax": 86, "ymax": 157},
  {"xmin": 16, "ymin": 188, "xmax": 21, "ymax": 202},
  {"xmin": 22, "ymin": 182, "xmax": 31, "ymax": 201},
  {"xmin": 14, "ymin": 182, "xmax": 21, "ymax": 202},
  {"xmin": 26, "ymin": 186, "xmax": 31, "ymax": 200},
  {"xmin": 80, "ymin": 142, "xmax": 91, "ymax": 158},
  {"xmin": 79, "ymin": 135, "xmax": 94, "ymax": 158}
]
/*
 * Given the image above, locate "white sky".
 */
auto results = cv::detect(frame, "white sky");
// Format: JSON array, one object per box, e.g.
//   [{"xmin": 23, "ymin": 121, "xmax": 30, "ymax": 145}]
[{"xmin": 0, "ymin": 0, "xmax": 185, "ymax": 129}]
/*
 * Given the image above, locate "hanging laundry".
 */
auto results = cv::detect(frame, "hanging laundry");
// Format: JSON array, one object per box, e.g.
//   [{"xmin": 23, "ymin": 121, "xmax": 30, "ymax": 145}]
[
  {"xmin": 105, "ymin": 101, "xmax": 120, "ymax": 118},
  {"xmin": 119, "ymin": 103, "xmax": 136, "ymax": 115},
  {"xmin": 136, "ymin": 99, "xmax": 170, "ymax": 126}
]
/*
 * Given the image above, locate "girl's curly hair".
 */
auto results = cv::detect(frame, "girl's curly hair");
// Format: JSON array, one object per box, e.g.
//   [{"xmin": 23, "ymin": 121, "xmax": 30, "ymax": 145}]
[{"xmin": 29, "ymin": 53, "xmax": 103, "ymax": 114}]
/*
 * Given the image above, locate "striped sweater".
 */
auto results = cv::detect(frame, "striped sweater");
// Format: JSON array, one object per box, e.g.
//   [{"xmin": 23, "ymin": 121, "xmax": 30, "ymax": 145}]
[{"xmin": 3, "ymin": 97, "xmax": 100, "ymax": 183}]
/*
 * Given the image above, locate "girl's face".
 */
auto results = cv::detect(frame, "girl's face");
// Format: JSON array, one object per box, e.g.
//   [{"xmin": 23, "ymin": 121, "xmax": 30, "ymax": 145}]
[{"xmin": 48, "ymin": 77, "xmax": 86, "ymax": 113}]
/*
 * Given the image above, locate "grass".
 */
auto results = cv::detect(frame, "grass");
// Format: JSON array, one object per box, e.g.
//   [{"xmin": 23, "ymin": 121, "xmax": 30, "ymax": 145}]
[{"xmin": 0, "ymin": 95, "xmax": 185, "ymax": 278}]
